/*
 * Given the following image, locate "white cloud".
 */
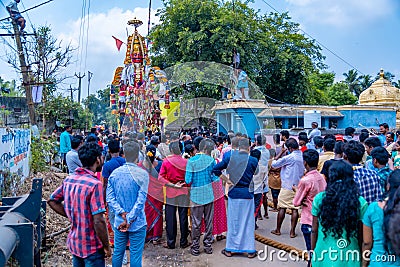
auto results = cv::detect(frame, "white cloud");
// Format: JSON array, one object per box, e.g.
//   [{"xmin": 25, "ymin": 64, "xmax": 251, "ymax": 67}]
[
  {"xmin": 57, "ymin": 7, "xmax": 160, "ymax": 97},
  {"xmin": 285, "ymin": 0, "xmax": 395, "ymax": 27}
]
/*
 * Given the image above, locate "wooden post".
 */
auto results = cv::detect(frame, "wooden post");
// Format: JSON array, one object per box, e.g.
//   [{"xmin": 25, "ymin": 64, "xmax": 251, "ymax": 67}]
[{"xmin": 11, "ymin": 20, "xmax": 36, "ymax": 125}]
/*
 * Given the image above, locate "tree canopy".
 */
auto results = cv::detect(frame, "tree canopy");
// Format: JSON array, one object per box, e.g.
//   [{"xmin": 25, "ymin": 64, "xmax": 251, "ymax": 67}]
[{"xmin": 149, "ymin": 0, "xmax": 325, "ymax": 104}]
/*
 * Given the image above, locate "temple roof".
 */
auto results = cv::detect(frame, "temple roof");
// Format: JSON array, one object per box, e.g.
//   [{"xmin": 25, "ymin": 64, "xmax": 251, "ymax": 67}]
[
  {"xmin": 213, "ymin": 99, "xmax": 269, "ymax": 110},
  {"xmin": 257, "ymin": 106, "xmax": 343, "ymax": 118},
  {"xmin": 359, "ymin": 69, "xmax": 400, "ymax": 106}
]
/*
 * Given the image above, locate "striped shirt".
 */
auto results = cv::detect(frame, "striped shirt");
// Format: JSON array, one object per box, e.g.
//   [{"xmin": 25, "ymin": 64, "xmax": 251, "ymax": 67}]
[
  {"xmin": 50, "ymin": 168, "xmax": 106, "ymax": 258},
  {"xmin": 185, "ymin": 153, "xmax": 219, "ymax": 205}
]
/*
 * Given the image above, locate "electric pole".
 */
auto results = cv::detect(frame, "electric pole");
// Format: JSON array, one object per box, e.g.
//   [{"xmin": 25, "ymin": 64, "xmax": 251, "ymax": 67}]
[
  {"xmin": 11, "ymin": 20, "xmax": 36, "ymax": 125},
  {"xmin": 75, "ymin": 72, "xmax": 85, "ymax": 103},
  {"xmin": 69, "ymin": 85, "xmax": 74, "ymax": 101}
]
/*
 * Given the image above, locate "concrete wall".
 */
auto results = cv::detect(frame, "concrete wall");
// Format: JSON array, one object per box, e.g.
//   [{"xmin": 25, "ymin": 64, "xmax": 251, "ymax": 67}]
[
  {"xmin": 0, "ymin": 97, "xmax": 29, "ymax": 126},
  {"xmin": 216, "ymin": 108, "xmax": 264, "ymax": 140},
  {"xmin": 338, "ymin": 109, "xmax": 396, "ymax": 129}
]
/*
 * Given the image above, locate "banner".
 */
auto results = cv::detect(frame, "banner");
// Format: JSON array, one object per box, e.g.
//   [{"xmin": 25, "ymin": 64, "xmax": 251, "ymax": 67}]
[{"xmin": 32, "ymin": 85, "xmax": 43, "ymax": 103}]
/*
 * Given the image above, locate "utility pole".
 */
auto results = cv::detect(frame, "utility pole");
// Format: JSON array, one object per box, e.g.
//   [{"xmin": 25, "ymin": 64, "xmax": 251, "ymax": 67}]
[
  {"xmin": 75, "ymin": 72, "xmax": 85, "ymax": 103},
  {"xmin": 86, "ymin": 71, "xmax": 93, "ymax": 131},
  {"xmin": 69, "ymin": 85, "xmax": 74, "ymax": 102},
  {"xmin": 11, "ymin": 20, "xmax": 36, "ymax": 125}
]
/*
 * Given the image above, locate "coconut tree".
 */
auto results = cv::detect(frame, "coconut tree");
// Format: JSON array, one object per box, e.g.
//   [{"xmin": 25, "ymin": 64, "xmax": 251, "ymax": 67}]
[
  {"xmin": 343, "ymin": 69, "xmax": 362, "ymax": 97},
  {"xmin": 359, "ymin": 74, "xmax": 373, "ymax": 91}
]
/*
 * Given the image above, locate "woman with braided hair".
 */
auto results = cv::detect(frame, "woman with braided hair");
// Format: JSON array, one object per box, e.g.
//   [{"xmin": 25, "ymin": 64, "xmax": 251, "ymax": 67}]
[
  {"xmin": 311, "ymin": 160, "xmax": 368, "ymax": 267},
  {"xmin": 362, "ymin": 169, "xmax": 400, "ymax": 266}
]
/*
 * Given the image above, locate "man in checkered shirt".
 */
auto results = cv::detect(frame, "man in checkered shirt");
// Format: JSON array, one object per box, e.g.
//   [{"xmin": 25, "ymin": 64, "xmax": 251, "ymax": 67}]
[
  {"xmin": 343, "ymin": 140, "xmax": 383, "ymax": 204},
  {"xmin": 48, "ymin": 143, "xmax": 111, "ymax": 266}
]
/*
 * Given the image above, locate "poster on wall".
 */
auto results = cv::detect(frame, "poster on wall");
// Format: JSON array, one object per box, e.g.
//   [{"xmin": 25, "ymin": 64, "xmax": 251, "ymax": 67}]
[{"xmin": 0, "ymin": 128, "xmax": 31, "ymax": 195}]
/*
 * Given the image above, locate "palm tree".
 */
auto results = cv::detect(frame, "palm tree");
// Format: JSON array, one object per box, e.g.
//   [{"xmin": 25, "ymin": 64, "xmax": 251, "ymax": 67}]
[
  {"xmin": 359, "ymin": 74, "xmax": 373, "ymax": 91},
  {"xmin": 393, "ymin": 80, "xmax": 400, "ymax": 89},
  {"xmin": 343, "ymin": 69, "xmax": 362, "ymax": 97}
]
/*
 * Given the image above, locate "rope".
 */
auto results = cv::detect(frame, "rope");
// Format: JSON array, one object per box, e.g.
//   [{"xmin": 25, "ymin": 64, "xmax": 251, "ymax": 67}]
[{"xmin": 255, "ymin": 233, "xmax": 309, "ymax": 261}]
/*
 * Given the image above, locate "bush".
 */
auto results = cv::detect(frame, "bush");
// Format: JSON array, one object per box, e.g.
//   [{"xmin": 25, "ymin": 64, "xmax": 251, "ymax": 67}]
[{"xmin": 30, "ymin": 135, "xmax": 58, "ymax": 174}]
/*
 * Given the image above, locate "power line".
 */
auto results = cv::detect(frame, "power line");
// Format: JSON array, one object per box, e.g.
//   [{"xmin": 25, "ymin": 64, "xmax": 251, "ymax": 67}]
[
  {"xmin": 78, "ymin": 0, "xmax": 87, "ymax": 73},
  {"xmin": 259, "ymin": 0, "xmax": 365, "ymax": 75},
  {"xmin": 20, "ymin": 0, "xmax": 36, "ymax": 33},
  {"xmin": 83, "ymin": 0, "xmax": 90, "ymax": 72}
]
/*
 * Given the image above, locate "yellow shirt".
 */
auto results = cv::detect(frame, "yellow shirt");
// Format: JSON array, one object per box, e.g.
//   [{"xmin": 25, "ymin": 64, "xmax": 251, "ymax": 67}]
[{"xmin": 317, "ymin": 151, "xmax": 335, "ymax": 172}]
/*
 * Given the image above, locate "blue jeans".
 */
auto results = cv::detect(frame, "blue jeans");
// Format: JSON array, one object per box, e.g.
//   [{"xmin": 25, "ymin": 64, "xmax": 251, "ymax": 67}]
[
  {"xmin": 301, "ymin": 224, "xmax": 312, "ymax": 267},
  {"xmin": 72, "ymin": 250, "xmax": 105, "ymax": 267},
  {"xmin": 113, "ymin": 226, "xmax": 146, "ymax": 267}
]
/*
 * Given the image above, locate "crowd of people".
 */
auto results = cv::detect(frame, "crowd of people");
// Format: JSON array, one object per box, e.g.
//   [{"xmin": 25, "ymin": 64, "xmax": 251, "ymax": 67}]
[{"xmin": 47, "ymin": 123, "xmax": 400, "ymax": 267}]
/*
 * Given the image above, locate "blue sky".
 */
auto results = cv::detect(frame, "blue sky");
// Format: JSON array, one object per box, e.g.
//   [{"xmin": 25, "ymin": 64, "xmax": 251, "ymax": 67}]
[{"xmin": 0, "ymin": 0, "xmax": 399, "ymax": 99}]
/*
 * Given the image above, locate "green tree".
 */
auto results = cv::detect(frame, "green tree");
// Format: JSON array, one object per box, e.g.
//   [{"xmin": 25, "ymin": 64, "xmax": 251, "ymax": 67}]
[
  {"xmin": 343, "ymin": 69, "xmax": 362, "ymax": 97},
  {"xmin": 150, "ymin": 0, "xmax": 324, "ymax": 103},
  {"xmin": 326, "ymin": 82, "xmax": 358, "ymax": 106},
  {"xmin": 83, "ymin": 87, "xmax": 112, "ymax": 126},
  {"xmin": 27, "ymin": 26, "xmax": 74, "ymax": 95},
  {"xmin": 37, "ymin": 94, "xmax": 92, "ymax": 130},
  {"xmin": 393, "ymin": 80, "xmax": 400, "ymax": 89},
  {"xmin": 359, "ymin": 74, "xmax": 373, "ymax": 91},
  {"xmin": 305, "ymin": 71, "xmax": 335, "ymax": 105},
  {"xmin": 0, "ymin": 78, "xmax": 21, "ymax": 97}
]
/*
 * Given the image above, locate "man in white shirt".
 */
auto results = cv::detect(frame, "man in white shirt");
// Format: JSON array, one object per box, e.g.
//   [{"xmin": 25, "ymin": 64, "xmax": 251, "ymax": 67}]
[
  {"xmin": 307, "ymin": 122, "xmax": 321, "ymax": 146},
  {"xmin": 6, "ymin": 0, "xmax": 26, "ymax": 33},
  {"xmin": 66, "ymin": 135, "xmax": 83, "ymax": 174}
]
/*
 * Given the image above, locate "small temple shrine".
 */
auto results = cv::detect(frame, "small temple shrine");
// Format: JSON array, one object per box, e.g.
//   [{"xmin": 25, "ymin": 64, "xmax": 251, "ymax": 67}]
[{"xmin": 213, "ymin": 69, "xmax": 399, "ymax": 138}]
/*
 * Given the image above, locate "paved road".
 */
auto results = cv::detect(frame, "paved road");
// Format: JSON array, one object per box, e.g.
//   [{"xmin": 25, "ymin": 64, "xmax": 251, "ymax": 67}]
[{"xmin": 143, "ymin": 209, "xmax": 308, "ymax": 267}]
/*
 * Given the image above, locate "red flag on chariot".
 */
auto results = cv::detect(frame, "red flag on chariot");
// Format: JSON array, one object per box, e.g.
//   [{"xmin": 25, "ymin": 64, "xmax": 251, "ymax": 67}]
[{"xmin": 112, "ymin": 36, "xmax": 124, "ymax": 51}]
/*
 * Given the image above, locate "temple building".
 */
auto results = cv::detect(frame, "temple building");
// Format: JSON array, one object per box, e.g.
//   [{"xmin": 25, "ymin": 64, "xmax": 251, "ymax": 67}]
[{"xmin": 214, "ymin": 69, "xmax": 399, "ymax": 138}]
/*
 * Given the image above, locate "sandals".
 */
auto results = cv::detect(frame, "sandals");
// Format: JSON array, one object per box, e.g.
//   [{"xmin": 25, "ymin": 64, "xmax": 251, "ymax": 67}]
[
  {"xmin": 221, "ymin": 249, "xmax": 233, "ymax": 257},
  {"xmin": 221, "ymin": 249, "xmax": 257, "ymax": 259},
  {"xmin": 152, "ymin": 239, "xmax": 162, "ymax": 245},
  {"xmin": 216, "ymin": 235, "xmax": 226, "ymax": 241},
  {"xmin": 271, "ymin": 230, "xmax": 281, "ymax": 236},
  {"xmin": 247, "ymin": 252, "xmax": 258, "ymax": 258}
]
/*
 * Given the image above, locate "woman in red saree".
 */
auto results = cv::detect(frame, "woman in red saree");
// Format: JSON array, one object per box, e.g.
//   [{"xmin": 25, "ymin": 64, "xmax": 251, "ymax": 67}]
[{"xmin": 139, "ymin": 145, "xmax": 164, "ymax": 244}]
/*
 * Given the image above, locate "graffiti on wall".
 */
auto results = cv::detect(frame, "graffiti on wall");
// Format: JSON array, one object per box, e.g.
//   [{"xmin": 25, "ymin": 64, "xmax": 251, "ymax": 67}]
[{"xmin": 0, "ymin": 128, "xmax": 31, "ymax": 196}]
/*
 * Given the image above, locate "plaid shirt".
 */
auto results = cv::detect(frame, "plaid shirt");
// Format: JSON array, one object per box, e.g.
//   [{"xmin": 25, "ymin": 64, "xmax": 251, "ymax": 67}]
[
  {"xmin": 50, "ymin": 167, "xmax": 106, "ymax": 258},
  {"xmin": 353, "ymin": 164, "xmax": 383, "ymax": 204},
  {"xmin": 185, "ymin": 153, "xmax": 219, "ymax": 205},
  {"xmin": 376, "ymin": 166, "xmax": 392, "ymax": 196}
]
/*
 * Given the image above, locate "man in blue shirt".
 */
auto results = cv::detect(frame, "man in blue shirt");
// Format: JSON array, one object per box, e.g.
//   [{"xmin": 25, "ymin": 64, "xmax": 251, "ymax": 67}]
[
  {"xmin": 106, "ymin": 141, "xmax": 149, "ymax": 267},
  {"xmin": 365, "ymin": 137, "xmax": 383, "ymax": 171},
  {"xmin": 378, "ymin": 123, "xmax": 390, "ymax": 146},
  {"xmin": 185, "ymin": 138, "xmax": 220, "ymax": 256},
  {"xmin": 60, "ymin": 125, "xmax": 72, "ymax": 171},
  {"xmin": 102, "ymin": 139, "xmax": 125, "ymax": 202},
  {"xmin": 214, "ymin": 138, "xmax": 259, "ymax": 258}
]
